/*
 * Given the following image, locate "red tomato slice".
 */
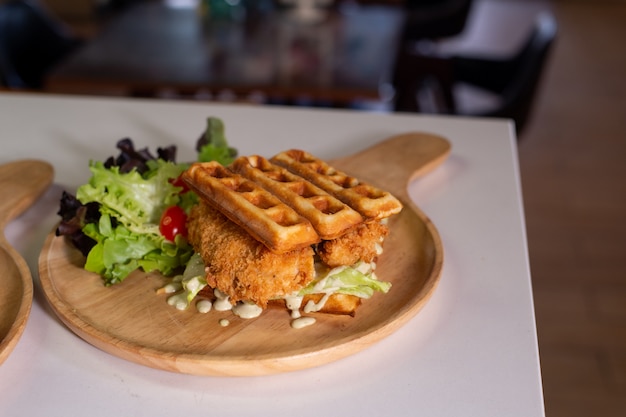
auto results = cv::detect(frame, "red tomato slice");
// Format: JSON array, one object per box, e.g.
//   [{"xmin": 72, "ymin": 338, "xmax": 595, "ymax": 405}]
[{"xmin": 159, "ymin": 206, "xmax": 187, "ymax": 241}]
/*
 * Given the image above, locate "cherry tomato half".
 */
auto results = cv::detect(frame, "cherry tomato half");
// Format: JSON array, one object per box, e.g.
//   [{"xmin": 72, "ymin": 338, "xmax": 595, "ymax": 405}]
[{"xmin": 159, "ymin": 206, "xmax": 187, "ymax": 241}]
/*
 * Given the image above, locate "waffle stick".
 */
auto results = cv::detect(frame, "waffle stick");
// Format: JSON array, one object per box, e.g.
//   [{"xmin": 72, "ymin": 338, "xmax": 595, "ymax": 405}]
[
  {"xmin": 230, "ymin": 155, "xmax": 364, "ymax": 240},
  {"xmin": 268, "ymin": 293, "xmax": 362, "ymax": 316},
  {"xmin": 271, "ymin": 149, "xmax": 403, "ymax": 221},
  {"xmin": 182, "ymin": 162, "xmax": 320, "ymax": 254}
]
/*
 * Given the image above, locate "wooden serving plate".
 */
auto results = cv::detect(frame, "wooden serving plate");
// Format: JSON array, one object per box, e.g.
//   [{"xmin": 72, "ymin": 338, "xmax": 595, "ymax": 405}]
[
  {"xmin": 38, "ymin": 133, "xmax": 450, "ymax": 376},
  {"xmin": 0, "ymin": 160, "xmax": 54, "ymax": 365}
]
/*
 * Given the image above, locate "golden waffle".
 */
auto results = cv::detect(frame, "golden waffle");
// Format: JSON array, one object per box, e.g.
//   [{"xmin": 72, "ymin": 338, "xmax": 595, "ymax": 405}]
[
  {"xmin": 271, "ymin": 149, "xmax": 403, "ymax": 220},
  {"xmin": 230, "ymin": 155, "xmax": 364, "ymax": 240},
  {"xmin": 182, "ymin": 162, "xmax": 320, "ymax": 254}
]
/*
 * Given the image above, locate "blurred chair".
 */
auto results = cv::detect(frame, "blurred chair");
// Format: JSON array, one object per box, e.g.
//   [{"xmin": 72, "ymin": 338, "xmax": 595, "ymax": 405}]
[
  {"xmin": 393, "ymin": 11, "xmax": 558, "ymax": 136},
  {"xmin": 402, "ymin": 0, "xmax": 474, "ymax": 42},
  {"xmin": 0, "ymin": 0, "xmax": 82, "ymax": 89}
]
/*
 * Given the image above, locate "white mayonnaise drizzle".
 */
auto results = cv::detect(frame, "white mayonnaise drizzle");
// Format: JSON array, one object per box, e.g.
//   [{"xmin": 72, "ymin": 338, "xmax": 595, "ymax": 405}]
[
  {"xmin": 232, "ymin": 301, "xmax": 263, "ymax": 319},
  {"xmin": 167, "ymin": 293, "xmax": 189, "ymax": 311},
  {"xmin": 161, "ymin": 282, "xmax": 182, "ymax": 294},
  {"xmin": 291, "ymin": 317, "xmax": 316, "ymax": 329},
  {"xmin": 213, "ymin": 289, "xmax": 233, "ymax": 311},
  {"xmin": 285, "ymin": 295, "xmax": 304, "ymax": 319},
  {"xmin": 304, "ymin": 292, "xmax": 333, "ymax": 314},
  {"xmin": 196, "ymin": 299, "xmax": 212, "ymax": 313}
]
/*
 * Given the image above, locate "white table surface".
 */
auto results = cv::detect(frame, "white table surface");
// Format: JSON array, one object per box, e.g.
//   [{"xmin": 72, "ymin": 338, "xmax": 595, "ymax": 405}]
[{"xmin": 0, "ymin": 93, "xmax": 544, "ymax": 417}]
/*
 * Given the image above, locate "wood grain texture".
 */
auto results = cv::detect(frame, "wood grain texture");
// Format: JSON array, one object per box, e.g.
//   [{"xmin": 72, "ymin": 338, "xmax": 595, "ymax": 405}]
[
  {"xmin": 38, "ymin": 133, "xmax": 450, "ymax": 376},
  {"xmin": 0, "ymin": 160, "xmax": 54, "ymax": 365}
]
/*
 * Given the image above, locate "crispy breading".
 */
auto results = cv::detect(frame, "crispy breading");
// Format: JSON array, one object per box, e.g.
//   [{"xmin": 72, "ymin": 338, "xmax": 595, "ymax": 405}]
[
  {"xmin": 187, "ymin": 201, "xmax": 315, "ymax": 307},
  {"xmin": 316, "ymin": 221, "xmax": 389, "ymax": 268}
]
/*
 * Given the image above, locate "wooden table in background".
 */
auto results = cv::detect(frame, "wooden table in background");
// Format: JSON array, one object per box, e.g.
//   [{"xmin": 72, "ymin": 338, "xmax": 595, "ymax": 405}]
[{"xmin": 45, "ymin": 1, "xmax": 406, "ymax": 106}]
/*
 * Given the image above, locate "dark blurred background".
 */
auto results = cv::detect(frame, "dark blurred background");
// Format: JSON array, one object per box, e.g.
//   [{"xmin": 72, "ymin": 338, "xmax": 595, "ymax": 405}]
[
  {"xmin": 1, "ymin": 0, "xmax": 558, "ymax": 133},
  {"xmin": 2, "ymin": 1, "xmax": 625, "ymax": 416}
]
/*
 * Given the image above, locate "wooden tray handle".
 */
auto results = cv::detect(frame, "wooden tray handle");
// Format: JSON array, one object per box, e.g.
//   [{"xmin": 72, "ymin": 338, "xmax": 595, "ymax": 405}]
[{"xmin": 331, "ymin": 132, "xmax": 451, "ymax": 199}]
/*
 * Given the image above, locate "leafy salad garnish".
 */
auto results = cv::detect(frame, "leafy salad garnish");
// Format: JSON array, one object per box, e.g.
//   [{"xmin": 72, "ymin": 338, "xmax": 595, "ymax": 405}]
[
  {"xmin": 56, "ymin": 117, "xmax": 237, "ymax": 285},
  {"xmin": 196, "ymin": 117, "xmax": 237, "ymax": 165}
]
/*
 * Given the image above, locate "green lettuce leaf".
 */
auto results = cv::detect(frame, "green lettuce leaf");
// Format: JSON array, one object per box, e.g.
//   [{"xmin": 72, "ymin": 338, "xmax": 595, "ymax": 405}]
[
  {"xmin": 164, "ymin": 253, "xmax": 207, "ymax": 309},
  {"xmin": 76, "ymin": 159, "xmax": 187, "ymax": 235},
  {"xmin": 82, "ymin": 214, "xmax": 192, "ymax": 285},
  {"xmin": 197, "ymin": 117, "xmax": 237, "ymax": 165},
  {"xmin": 299, "ymin": 262, "xmax": 392, "ymax": 299}
]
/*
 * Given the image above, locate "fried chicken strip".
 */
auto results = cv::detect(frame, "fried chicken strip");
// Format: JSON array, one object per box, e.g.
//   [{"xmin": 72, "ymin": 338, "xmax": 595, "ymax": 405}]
[
  {"xmin": 316, "ymin": 221, "xmax": 389, "ymax": 268},
  {"xmin": 187, "ymin": 201, "xmax": 315, "ymax": 307}
]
